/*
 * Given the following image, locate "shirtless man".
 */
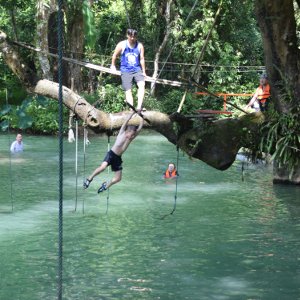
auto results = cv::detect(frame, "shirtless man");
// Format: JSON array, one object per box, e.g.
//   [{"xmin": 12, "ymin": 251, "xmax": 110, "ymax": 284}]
[{"xmin": 83, "ymin": 112, "xmax": 143, "ymax": 193}]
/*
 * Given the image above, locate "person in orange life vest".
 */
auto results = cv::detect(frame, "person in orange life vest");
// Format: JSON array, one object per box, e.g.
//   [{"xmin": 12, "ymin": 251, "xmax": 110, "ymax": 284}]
[
  {"xmin": 163, "ymin": 163, "xmax": 178, "ymax": 179},
  {"xmin": 245, "ymin": 73, "xmax": 271, "ymax": 112},
  {"xmin": 111, "ymin": 28, "xmax": 147, "ymax": 113}
]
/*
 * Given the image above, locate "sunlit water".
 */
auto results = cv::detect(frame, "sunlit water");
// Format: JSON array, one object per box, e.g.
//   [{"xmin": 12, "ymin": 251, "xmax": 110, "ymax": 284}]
[{"xmin": 0, "ymin": 133, "xmax": 299, "ymax": 300}]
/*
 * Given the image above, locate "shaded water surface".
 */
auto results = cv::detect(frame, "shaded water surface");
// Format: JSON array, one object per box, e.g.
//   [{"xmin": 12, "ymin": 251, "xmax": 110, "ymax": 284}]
[{"xmin": 0, "ymin": 133, "xmax": 299, "ymax": 299}]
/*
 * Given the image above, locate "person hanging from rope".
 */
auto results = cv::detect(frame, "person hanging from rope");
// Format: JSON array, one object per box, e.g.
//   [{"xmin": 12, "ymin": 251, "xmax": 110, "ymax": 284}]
[
  {"xmin": 111, "ymin": 28, "xmax": 147, "ymax": 113},
  {"xmin": 10, "ymin": 133, "xmax": 24, "ymax": 153},
  {"xmin": 245, "ymin": 73, "xmax": 271, "ymax": 112},
  {"xmin": 83, "ymin": 111, "xmax": 144, "ymax": 193},
  {"xmin": 163, "ymin": 163, "xmax": 179, "ymax": 179}
]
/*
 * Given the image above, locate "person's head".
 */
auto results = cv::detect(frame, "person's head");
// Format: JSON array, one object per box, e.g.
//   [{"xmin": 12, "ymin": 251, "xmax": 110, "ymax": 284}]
[
  {"xmin": 259, "ymin": 73, "xmax": 268, "ymax": 86},
  {"xmin": 125, "ymin": 125, "xmax": 138, "ymax": 139},
  {"xmin": 16, "ymin": 133, "xmax": 22, "ymax": 143},
  {"xmin": 126, "ymin": 28, "xmax": 138, "ymax": 43},
  {"xmin": 167, "ymin": 163, "xmax": 176, "ymax": 172}
]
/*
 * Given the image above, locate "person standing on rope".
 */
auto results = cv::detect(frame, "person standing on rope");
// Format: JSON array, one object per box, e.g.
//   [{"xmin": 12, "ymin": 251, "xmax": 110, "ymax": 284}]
[
  {"xmin": 10, "ymin": 133, "xmax": 24, "ymax": 153},
  {"xmin": 111, "ymin": 28, "xmax": 147, "ymax": 113},
  {"xmin": 245, "ymin": 73, "xmax": 271, "ymax": 112},
  {"xmin": 83, "ymin": 111, "xmax": 143, "ymax": 193}
]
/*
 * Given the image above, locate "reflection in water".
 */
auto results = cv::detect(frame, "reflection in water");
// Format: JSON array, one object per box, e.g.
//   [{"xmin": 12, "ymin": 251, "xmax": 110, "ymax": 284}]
[{"xmin": 0, "ymin": 134, "xmax": 299, "ymax": 300}]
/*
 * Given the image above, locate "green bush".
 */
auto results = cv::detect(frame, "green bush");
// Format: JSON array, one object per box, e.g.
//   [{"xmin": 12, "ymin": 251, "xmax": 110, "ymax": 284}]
[{"xmin": 0, "ymin": 96, "xmax": 69, "ymax": 134}]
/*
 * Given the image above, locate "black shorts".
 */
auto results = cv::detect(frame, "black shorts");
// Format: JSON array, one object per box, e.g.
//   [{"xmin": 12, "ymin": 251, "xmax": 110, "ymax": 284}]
[
  {"xmin": 121, "ymin": 71, "xmax": 145, "ymax": 91},
  {"xmin": 259, "ymin": 100, "xmax": 269, "ymax": 112},
  {"xmin": 103, "ymin": 150, "xmax": 123, "ymax": 172}
]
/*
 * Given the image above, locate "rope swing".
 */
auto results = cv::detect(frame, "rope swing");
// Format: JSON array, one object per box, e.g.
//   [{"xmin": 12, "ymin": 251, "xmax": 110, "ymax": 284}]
[
  {"xmin": 82, "ymin": 124, "xmax": 90, "ymax": 214},
  {"xmin": 148, "ymin": 0, "xmax": 199, "ymax": 97},
  {"xmin": 177, "ymin": 0, "xmax": 223, "ymax": 113},
  {"xmin": 57, "ymin": 0, "xmax": 64, "ymax": 297},
  {"xmin": 105, "ymin": 135, "xmax": 111, "ymax": 215},
  {"xmin": 160, "ymin": 146, "xmax": 180, "ymax": 220},
  {"xmin": 2, "ymin": 70, "xmax": 14, "ymax": 213}
]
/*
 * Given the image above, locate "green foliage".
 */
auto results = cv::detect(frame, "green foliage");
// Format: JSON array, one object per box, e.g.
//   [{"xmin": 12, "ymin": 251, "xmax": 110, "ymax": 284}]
[
  {"xmin": 82, "ymin": 0, "xmax": 97, "ymax": 50},
  {"xmin": 159, "ymin": 90, "xmax": 199, "ymax": 115},
  {"xmin": 260, "ymin": 107, "xmax": 300, "ymax": 177},
  {"xmin": 0, "ymin": 96, "xmax": 68, "ymax": 134},
  {"xmin": 95, "ymin": 84, "xmax": 127, "ymax": 113}
]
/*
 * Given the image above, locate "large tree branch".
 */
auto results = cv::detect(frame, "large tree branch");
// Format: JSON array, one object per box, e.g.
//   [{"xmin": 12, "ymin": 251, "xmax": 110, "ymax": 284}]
[{"xmin": 34, "ymin": 79, "xmax": 178, "ymax": 144}]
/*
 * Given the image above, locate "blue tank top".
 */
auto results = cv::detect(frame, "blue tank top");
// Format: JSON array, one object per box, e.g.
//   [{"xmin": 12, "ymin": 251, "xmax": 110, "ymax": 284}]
[{"xmin": 120, "ymin": 41, "xmax": 142, "ymax": 73}]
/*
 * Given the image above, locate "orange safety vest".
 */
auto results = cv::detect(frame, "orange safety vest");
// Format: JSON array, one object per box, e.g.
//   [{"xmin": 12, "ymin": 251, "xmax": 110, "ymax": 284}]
[
  {"xmin": 164, "ymin": 169, "xmax": 177, "ymax": 178},
  {"xmin": 256, "ymin": 84, "xmax": 271, "ymax": 104}
]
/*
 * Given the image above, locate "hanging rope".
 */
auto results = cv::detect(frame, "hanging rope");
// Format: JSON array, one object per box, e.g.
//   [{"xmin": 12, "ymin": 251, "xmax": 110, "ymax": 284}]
[
  {"xmin": 57, "ymin": 0, "xmax": 64, "ymax": 298},
  {"xmin": 187, "ymin": 78, "xmax": 249, "ymax": 114},
  {"xmin": 105, "ymin": 135, "xmax": 111, "ymax": 215},
  {"xmin": 241, "ymin": 161, "xmax": 245, "ymax": 182},
  {"xmin": 82, "ymin": 124, "xmax": 89, "ymax": 214},
  {"xmin": 192, "ymin": 1, "xmax": 223, "ymax": 78},
  {"xmin": 74, "ymin": 117, "xmax": 79, "ymax": 211},
  {"xmin": 5, "ymin": 74, "xmax": 14, "ymax": 213},
  {"xmin": 148, "ymin": 0, "xmax": 199, "ymax": 96},
  {"xmin": 160, "ymin": 146, "xmax": 180, "ymax": 220},
  {"xmin": 177, "ymin": 1, "xmax": 223, "ymax": 113}
]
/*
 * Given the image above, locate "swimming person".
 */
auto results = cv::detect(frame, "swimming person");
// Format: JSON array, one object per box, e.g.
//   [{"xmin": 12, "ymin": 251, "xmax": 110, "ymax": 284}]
[
  {"xmin": 83, "ymin": 112, "xmax": 143, "ymax": 193},
  {"xmin": 10, "ymin": 133, "xmax": 24, "ymax": 153},
  {"xmin": 163, "ymin": 163, "xmax": 179, "ymax": 179}
]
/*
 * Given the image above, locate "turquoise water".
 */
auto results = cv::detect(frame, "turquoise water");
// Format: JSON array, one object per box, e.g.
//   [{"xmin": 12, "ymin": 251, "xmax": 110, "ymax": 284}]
[{"xmin": 0, "ymin": 133, "xmax": 299, "ymax": 300}]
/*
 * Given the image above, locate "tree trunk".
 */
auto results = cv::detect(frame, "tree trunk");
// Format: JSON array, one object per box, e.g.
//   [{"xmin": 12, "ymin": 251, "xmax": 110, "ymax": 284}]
[
  {"xmin": 47, "ymin": 12, "xmax": 69, "ymax": 87},
  {"xmin": 255, "ymin": 0, "xmax": 300, "ymax": 184},
  {"xmin": 255, "ymin": 0, "xmax": 300, "ymax": 113},
  {"xmin": 66, "ymin": 7, "xmax": 84, "ymax": 92},
  {"xmin": 36, "ymin": 0, "xmax": 57, "ymax": 80},
  {"xmin": 151, "ymin": 0, "xmax": 174, "ymax": 95},
  {"xmin": 9, "ymin": 8, "xmax": 18, "ymax": 41}
]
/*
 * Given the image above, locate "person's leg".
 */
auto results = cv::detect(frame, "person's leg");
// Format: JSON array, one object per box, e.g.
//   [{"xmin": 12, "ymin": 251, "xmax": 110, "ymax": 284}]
[
  {"xmin": 125, "ymin": 89, "xmax": 134, "ymax": 106},
  {"xmin": 107, "ymin": 170, "xmax": 122, "ymax": 189},
  {"xmin": 135, "ymin": 71, "xmax": 146, "ymax": 110},
  {"xmin": 136, "ymin": 81, "xmax": 145, "ymax": 110},
  {"xmin": 88, "ymin": 161, "xmax": 108, "ymax": 181},
  {"xmin": 121, "ymin": 72, "xmax": 134, "ymax": 106}
]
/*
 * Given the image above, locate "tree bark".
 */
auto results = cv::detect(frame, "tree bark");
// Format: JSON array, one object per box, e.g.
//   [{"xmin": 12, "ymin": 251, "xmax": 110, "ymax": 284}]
[
  {"xmin": 255, "ymin": 0, "xmax": 300, "ymax": 113},
  {"xmin": 254, "ymin": 0, "xmax": 300, "ymax": 184},
  {"xmin": 151, "ymin": 0, "xmax": 174, "ymax": 95},
  {"xmin": 36, "ymin": 0, "xmax": 57, "ymax": 80},
  {"xmin": 9, "ymin": 8, "xmax": 18, "ymax": 42},
  {"xmin": 65, "ymin": 6, "xmax": 84, "ymax": 92}
]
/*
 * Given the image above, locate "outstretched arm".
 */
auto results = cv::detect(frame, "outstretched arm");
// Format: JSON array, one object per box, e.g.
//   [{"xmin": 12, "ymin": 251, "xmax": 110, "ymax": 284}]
[
  {"xmin": 118, "ymin": 111, "xmax": 136, "ymax": 135},
  {"xmin": 136, "ymin": 115, "xmax": 144, "ymax": 134}
]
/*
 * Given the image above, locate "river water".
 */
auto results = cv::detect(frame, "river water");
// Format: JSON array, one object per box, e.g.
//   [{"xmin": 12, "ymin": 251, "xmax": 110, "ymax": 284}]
[{"xmin": 0, "ymin": 133, "xmax": 299, "ymax": 300}]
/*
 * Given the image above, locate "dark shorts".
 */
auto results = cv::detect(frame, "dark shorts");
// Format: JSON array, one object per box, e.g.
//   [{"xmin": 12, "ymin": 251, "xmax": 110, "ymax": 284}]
[
  {"xmin": 259, "ymin": 100, "xmax": 269, "ymax": 112},
  {"xmin": 121, "ymin": 71, "xmax": 145, "ymax": 91},
  {"xmin": 103, "ymin": 150, "xmax": 123, "ymax": 172}
]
